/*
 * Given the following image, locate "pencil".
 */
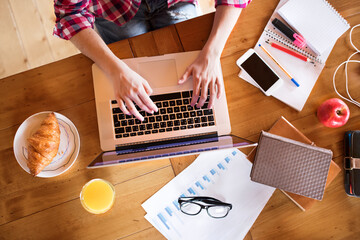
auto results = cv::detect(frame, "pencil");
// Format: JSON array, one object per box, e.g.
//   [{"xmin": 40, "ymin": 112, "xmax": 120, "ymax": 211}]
[
  {"xmin": 258, "ymin": 44, "xmax": 300, "ymax": 87},
  {"xmin": 266, "ymin": 41, "xmax": 314, "ymax": 63}
]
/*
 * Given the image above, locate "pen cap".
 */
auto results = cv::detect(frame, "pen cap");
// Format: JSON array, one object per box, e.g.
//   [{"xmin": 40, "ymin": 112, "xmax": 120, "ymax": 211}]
[{"xmin": 293, "ymin": 34, "xmax": 306, "ymax": 48}]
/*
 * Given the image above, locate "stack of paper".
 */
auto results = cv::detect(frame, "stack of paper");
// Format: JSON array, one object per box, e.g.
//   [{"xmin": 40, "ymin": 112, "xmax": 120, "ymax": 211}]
[{"xmin": 142, "ymin": 149, "xmax": 275, "ymax": 240}]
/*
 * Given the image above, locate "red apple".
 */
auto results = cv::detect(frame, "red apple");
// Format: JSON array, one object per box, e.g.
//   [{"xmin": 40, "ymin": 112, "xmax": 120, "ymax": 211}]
[{"xmin": 317, "ymin": 98, "xmax": 350, "ymax": 128}]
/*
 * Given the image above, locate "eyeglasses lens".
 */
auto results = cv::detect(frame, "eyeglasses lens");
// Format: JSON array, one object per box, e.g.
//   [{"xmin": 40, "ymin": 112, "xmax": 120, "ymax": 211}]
[
  {"xmin": 181, "ymin": 202, "xmax": 202, "ymax": 215},
  {"xmin": 207, "ymin": 206, "xmax": 230, "ymax": 218}
]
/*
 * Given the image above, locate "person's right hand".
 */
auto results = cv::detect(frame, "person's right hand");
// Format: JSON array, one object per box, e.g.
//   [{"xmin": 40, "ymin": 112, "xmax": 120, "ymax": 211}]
[{"xmin": 109, "ymin": 62, "xmax": 158, "ymax": 121}]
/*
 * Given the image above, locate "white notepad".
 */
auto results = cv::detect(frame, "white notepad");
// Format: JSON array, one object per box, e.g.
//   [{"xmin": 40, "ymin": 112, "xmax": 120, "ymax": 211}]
[{"xmin": 278, "ymin": 0, "xmax": 350, "ymax": 55}]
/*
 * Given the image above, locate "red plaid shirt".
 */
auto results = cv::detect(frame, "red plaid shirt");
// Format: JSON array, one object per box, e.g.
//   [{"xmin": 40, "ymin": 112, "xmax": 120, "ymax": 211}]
[{"xmin": 54, "ymin": 0, "xmax": 252, "ymax": 40}]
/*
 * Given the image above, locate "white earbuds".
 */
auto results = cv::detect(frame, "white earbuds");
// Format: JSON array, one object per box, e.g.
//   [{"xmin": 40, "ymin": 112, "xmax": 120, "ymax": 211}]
[{"xmin": 332, "ymin": 24, "xmax": 360, "ymax": 108}]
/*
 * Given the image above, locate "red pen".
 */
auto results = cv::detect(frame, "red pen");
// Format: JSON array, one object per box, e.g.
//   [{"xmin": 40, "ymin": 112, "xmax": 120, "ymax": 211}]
[{"xmin": 267, "ymin": 41, "xmax": 313, "ymax": 63}]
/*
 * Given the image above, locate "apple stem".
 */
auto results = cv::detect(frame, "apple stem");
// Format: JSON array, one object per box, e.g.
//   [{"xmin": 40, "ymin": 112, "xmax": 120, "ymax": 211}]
[{"xmin": 336, "ymin": 110, "xmax": 342, "ymax": 115}]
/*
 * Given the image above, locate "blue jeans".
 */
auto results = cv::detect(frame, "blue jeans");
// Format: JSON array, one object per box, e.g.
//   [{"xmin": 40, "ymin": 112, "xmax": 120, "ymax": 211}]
[{"xmin": 95, "ymin": 0, "xmax": 198, "ymax": 44}]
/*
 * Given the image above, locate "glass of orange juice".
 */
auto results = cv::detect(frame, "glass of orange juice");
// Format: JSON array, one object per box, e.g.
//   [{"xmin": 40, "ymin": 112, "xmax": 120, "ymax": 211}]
[{"xmin": 80, "ymin": 179, "xmax": 115, "ymax": 214}]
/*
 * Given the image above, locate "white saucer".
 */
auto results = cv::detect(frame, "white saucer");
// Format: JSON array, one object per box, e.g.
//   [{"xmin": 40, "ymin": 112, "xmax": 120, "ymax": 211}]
[{"xmin": 13, "ymin": 111, "xmax": 80, "ymax": 178}]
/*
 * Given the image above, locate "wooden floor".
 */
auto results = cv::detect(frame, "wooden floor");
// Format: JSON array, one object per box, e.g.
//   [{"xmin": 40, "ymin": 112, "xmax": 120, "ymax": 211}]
[
  {"xmin": 0, "ymin": 0, "xmax": 79, "ymax": 79},
  {"xmin": 0, "ymin": 0, "xmax": 214, "ymax": 79}
]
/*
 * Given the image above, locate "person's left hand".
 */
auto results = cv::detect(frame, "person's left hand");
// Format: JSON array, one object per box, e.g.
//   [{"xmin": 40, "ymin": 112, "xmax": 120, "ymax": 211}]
[{"xmin": 178, "ymin": 50, "xmax": 223, "ymax": 109}]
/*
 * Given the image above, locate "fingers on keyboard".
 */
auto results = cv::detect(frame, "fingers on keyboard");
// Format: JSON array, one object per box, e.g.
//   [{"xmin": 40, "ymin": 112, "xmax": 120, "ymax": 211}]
[{"xmin": 111, "ymin": 91, "xmax": 215, "ymax": 138}]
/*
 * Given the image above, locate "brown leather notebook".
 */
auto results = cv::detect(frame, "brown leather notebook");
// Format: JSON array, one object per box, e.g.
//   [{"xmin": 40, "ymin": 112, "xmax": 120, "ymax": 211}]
[{"xmin": 247, "ymin": 117, "xmax": 341, "ymax": 210}]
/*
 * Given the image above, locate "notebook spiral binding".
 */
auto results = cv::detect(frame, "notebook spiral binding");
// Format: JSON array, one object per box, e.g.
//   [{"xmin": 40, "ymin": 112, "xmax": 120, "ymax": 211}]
[
  {"xmin": 265, "ymin": 29, "xmax": 323, "ymax": 64},
  {"xmin": 322, "ymin": 0, "xmax": 350, "ymax": 28}
]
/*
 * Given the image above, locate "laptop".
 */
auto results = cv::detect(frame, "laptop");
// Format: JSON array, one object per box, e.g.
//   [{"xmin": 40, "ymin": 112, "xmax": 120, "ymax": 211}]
[{"xmin": 88, "ymin": 51, "xmax": 256, "ymax": 168}]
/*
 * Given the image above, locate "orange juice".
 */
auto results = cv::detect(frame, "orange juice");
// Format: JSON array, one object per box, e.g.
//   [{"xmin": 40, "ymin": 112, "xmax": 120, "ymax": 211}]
[{"xmin": 80, "ymin": 179, "xmax": 115, "ymax": 214}]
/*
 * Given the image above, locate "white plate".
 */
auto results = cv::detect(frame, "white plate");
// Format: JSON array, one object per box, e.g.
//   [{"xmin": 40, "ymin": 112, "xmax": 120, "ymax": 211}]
[{"xmin": 13, "ymin": 111, "xmax": 80, "ymax": 178}]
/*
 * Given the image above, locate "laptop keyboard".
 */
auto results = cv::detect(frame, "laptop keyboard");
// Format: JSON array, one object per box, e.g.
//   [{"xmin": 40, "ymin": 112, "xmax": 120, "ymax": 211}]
[{"xmin": 111, "ymin": 90, "xmax": 216, "ymax": 139}]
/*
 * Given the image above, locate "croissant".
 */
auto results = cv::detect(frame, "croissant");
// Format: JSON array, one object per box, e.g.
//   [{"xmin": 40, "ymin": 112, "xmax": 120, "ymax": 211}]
[{"xmin": 27, "ymin": 112, "xmax": 60, "ymax": 176}]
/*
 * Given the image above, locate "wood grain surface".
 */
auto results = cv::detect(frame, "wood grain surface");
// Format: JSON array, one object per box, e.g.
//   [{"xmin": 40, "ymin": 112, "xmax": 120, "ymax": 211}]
[{"xmin": 0, "ymin": 0, "xmax": 359, "ymax": 239}]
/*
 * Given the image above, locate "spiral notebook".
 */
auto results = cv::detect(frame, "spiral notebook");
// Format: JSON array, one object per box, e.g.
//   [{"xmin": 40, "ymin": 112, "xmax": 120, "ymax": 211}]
[
  {"xmin": 278, "ymin": 0, "xmax": 350, "ymax": 55},
  {"xmin": 264, "ymin": 29, "xmax": 323, "ymax": 64},
  {"xmin": 238, "ymin": 0, "xmax": 350, "ymax": 111}
]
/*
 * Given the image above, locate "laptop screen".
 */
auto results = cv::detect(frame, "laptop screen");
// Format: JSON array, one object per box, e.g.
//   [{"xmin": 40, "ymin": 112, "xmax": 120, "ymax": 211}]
[{"xmin": 87, "ymin": 134, "xmax": 256, "ymax": 168}]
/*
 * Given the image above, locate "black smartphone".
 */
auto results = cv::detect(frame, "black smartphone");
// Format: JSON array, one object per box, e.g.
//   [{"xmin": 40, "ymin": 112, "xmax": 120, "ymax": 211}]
[{"xmin": 236, "ymin": 49, "xmax": 283, "ymax": 96}]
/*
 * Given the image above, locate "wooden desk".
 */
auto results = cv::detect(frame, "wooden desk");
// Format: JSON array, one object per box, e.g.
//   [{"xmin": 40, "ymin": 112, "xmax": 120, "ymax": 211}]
[{"xmin": 1, "ymin": 0, "xmax": 359, "ymax": 239}]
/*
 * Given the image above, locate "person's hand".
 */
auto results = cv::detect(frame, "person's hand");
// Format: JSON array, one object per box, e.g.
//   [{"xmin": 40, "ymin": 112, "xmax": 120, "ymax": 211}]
[
  {"xmin": 178, "ymin": 50, "xmax": 223, "ymax": 109},
  {"xmin": 109, "ymin": 62, "xmax": 158, "ymax": 121}
]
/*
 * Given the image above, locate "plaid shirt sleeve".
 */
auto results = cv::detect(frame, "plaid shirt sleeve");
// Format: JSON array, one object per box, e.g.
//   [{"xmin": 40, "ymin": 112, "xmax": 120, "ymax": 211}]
[
  {"xmin": 53, "ymin": 0, "xmax": 95, "ymax": 40},
  {"xmin": 215, "ymin": 0, "xmax": 252, "ymax": 8}
]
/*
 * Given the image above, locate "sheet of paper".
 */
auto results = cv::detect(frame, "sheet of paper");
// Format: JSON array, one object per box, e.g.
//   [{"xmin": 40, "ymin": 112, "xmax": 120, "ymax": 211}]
[{"xmin": 142, "ymin": 149, "xmax": 275, "ymax": 240}]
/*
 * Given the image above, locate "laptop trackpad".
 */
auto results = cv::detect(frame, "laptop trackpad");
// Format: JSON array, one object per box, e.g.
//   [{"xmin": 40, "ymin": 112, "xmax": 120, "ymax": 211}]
[{"xmin": 137, "ymin": 60, "xmax": 178, "ymax": 88}]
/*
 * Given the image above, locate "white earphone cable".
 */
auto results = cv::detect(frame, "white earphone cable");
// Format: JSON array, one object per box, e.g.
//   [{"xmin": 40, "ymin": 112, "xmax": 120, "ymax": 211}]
[{"xmin": 332, "ymin": 24, "xmax": 360, "ymax": 108}]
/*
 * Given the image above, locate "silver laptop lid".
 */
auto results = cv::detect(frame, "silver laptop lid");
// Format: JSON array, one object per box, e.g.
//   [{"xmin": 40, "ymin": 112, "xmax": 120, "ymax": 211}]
[{"xmin": 87, "ymin": 134, "xmax": 256, "ymax": 168}]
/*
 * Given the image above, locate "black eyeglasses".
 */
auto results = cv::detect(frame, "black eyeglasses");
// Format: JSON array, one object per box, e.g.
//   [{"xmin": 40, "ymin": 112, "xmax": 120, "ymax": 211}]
[{"xmin": 178, "ymin": 196, "xmax": 232, "ymax": 218}]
